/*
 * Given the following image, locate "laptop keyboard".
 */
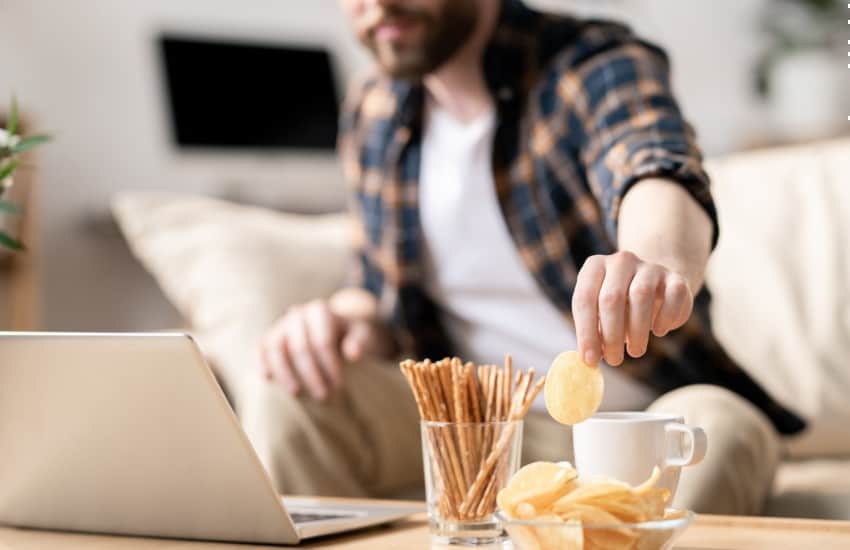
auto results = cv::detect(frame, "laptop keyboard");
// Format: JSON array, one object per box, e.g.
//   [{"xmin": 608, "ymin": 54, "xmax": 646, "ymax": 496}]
[{"xmin": 290, "ymin": 511, "xmax": 356, "ymax": 524}]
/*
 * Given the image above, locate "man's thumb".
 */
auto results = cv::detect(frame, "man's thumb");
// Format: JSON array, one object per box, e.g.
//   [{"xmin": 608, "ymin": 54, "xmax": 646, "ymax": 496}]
[{"xmin": 341, "ymin": 321, "xmax": 372, "ymax": 362}]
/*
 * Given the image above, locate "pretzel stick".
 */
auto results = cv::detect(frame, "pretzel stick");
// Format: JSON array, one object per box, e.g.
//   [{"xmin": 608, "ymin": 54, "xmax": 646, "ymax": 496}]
[
  {"xmin": 517, "ymin": 368, "xmax": 534, "ymax": 411},
  {"xmin": 514, "ymin": 369, "xmax": 522, "ymax": 401},
  {"xmin": 461, "ymin": 375, "xmax": 546, "ymax": 516},
  {"xmin": 465, "ymin": 364, "xmax": 482, "ymax": 470},
  {"xmin": 424, "ymin": 367, "xmax": 467, "ymax": 505},
  {"xmin": 504, "ymin": 355, "xmax": 513, "ymax": 418},
  {"xmin": 476, "ymin": 395, "xmax": 518, "ymax": 519},
  {"xmin": 497, "ymin": 366, "xmax": 505, "ymax": 420},
  {"xmin": 476, "ymin": 472, "xmax": 500, "ymax": 518},
  {"xmin": 510, "ymin": 372, "xmax": 531, "ymax": 418},
  {"xmin": 486, "ymin": 366, "xmax": 497, "ymax": 420},
  {"xmin": 401, "ymin": 357, "xmax": 545, "ymax": 520},
  {"xmin": 416, "ymin": 366, "xmax": 466, "ymax": 513},
  {"xmin": 451, "ymin": 360, "xmax": 472, "ymax": 488},
  {"xmin": 479, "ymin": 365, "xmax": 494, "ymax": 472},
  {"xmin": 401, "ymin": 364, "xmax": 461, "ymax": 515},
  {"xmin": 449, "ymin": 359, "xmax": 473, "ymax": 491},
  {"xmin": 436, "ymin": 361, "xmax": 454, "ymax": 421},
  {"xmin": 459, "ymin": 360, "xmax": 477, "ymax": 487}
]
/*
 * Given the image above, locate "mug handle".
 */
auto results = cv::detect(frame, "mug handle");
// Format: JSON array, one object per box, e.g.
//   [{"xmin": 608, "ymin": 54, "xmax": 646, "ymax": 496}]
[{"xmin": 664, "ymin": 423, "xmax": 707, "ymax": 467}]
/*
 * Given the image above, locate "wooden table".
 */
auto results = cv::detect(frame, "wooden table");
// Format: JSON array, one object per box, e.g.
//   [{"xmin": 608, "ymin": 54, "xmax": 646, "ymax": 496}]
[{"xmin": 1, "ymin": 509, "xmax": 849, "ymax": 549}]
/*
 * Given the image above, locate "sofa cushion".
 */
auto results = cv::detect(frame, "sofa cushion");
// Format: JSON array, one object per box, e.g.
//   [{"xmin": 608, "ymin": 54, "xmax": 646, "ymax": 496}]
[
  {"xmin": 705, "ymin": 139, "xmax": 850, "ymax": 457},
  {"xmin": 112, "ymin": 192, "xmax": 350, "ymax": 407}
]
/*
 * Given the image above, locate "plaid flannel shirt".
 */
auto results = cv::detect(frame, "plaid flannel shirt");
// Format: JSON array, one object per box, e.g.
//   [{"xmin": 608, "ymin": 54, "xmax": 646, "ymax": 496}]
[{"xmin": 338, "ymin": 0, "xmax": 805, "ymax": 434}]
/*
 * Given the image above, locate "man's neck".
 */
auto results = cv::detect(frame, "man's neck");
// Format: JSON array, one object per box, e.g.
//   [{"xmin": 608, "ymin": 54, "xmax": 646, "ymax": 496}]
[{"xmin": 423, "ymin": 2, "xmax": 500, "ymax": 123}]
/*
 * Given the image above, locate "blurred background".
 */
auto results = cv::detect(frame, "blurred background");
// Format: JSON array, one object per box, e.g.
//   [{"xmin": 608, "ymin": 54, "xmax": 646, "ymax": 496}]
[{"xmin": 0, "ymin": 0, "xmax": 847, "ymax": 332}]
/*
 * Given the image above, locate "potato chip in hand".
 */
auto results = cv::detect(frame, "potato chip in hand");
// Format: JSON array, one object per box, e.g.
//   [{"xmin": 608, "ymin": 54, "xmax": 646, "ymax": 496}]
[{"xmin": 544, "ymin": 351, "xmax": 604, "ymax": 425}]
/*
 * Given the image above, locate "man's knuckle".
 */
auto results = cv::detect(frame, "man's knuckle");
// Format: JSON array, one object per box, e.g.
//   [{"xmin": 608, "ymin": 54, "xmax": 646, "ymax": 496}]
[
  {"xmin": 615, "ymin": 250, "xmax": 638, "ymax": 263},
  {"xmin": 578, "ymin": 329, "xmax": 599, "ymax": 345},
  {"xmin": 600, "ymin": 289, "xmax": 626, "ymax": 309},
  {"xmin": 584, "ymin": 255, "xmax": 606, "ymax": 270},
  {"xmin": 668, "ymin": 277, "xmax": 689, "ymax": 299},
  {"xmin": 629, "ymin": 283, "xmax": 655, "ymax": 302},
  {"xmin": 313, "ymin": 333, "xmax": 334, "ymax": 348},
  {"xmin": 288, "ymin": 337, "xmax": 307, "ymax": 354}
]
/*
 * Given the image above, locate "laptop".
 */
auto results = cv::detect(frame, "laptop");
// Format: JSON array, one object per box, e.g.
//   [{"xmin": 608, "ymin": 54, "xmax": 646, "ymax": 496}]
[{"xmin": 0, "ymin": 332, "xmax": 421, "ymax": 544}]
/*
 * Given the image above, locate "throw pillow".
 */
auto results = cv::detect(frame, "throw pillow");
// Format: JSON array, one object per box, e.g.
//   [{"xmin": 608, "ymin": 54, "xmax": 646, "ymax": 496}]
[{"xmin": 112, "ymin": 192, "xmax": 351, "ymax": 407}]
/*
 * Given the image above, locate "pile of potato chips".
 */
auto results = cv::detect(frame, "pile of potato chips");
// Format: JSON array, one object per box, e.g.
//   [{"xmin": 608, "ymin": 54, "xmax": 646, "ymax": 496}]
[{"xmin": 498, "ymin": 461, "xmax": 683, "ymax": 549}]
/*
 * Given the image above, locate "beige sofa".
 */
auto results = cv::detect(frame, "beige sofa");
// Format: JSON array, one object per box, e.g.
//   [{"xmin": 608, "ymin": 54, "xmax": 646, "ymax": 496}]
[{"xmin": 113, "ymin": 138, "xmax": 850, "ymax": 519}]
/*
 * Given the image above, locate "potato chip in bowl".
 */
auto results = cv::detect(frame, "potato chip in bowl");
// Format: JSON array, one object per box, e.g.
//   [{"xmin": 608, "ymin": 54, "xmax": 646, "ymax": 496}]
[{"xmin": 497, "ymin": 462, "xmax": 694, "ymax": 550}]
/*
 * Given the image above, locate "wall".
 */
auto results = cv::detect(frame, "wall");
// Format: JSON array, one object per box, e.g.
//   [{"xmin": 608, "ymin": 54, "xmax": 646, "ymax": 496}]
[
  {"xmin": 0, "ymin": 0, "xmax": 370, "ymax": 329},
  {"xmin": 0, "ymin": 0, "xmax": 807, "ymax": 330}
]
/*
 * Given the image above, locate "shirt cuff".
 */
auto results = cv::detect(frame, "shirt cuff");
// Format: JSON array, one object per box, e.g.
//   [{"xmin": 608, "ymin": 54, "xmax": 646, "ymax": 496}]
[{"xmin": 616, "ymin": 156, "xmax": 720, "ymax": 251}]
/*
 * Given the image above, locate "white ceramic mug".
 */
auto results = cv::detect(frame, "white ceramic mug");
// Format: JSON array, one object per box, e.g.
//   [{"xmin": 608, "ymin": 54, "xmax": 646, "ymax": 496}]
[{"xmin": 572, "ymin": 412, "xmax": 707, "ymax": 497}]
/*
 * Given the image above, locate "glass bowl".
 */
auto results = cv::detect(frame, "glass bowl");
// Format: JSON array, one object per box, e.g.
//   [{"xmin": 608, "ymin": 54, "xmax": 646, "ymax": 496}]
[{"xmin": 497, "ymin": 509, "xmax": 695, "ymax": 550}]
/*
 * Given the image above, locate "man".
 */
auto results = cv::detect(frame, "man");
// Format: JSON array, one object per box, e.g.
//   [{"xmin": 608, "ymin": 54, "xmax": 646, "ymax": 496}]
[{"xmin": 243, "ymin": 0, "xmax": 805, "ymax": 514}]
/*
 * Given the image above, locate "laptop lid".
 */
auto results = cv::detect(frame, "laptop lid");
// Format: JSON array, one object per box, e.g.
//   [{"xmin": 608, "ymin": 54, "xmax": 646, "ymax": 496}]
[{"xmin": 0, "ymin": 332, "xmax": 298, "ymax": 544}]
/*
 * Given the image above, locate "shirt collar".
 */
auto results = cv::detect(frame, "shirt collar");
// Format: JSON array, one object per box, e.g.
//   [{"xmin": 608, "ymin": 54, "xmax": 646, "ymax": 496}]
[{"xmin": 483, "ymin": 0, "xmax": 547, "ymax": 104}]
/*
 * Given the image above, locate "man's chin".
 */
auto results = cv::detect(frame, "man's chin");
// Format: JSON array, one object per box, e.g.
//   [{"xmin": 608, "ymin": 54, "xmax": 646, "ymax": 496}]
[{"xmin": 374, "ymin": 50, "xmax": 435, "ymax": 81}]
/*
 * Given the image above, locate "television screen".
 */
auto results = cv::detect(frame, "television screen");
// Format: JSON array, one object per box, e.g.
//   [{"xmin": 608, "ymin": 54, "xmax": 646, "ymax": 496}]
[{"xmin": 159, "ymin": 35, "xmax": 340, "ymax": 150}]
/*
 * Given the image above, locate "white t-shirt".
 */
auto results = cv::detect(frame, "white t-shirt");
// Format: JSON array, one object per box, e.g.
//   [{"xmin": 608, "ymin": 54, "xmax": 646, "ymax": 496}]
[{"xmin": 418, "ymin": 98, "xmax": 657, "ymax": 411}]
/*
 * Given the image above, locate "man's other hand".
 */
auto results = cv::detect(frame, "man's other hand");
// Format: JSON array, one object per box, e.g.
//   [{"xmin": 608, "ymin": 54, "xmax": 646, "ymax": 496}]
[
  {"xmin": 259, "ymin": 289, "xmax": 396, "ymax": 400},
  {"xmin": 572, "ymin": 251, "xmax": 694, "ymax": 367}
]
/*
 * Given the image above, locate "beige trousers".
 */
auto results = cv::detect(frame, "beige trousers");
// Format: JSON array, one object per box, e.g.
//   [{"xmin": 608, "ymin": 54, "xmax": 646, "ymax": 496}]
[{"xmin": 239, "ymin": 360, "xmax": 780, "ymax": 515}]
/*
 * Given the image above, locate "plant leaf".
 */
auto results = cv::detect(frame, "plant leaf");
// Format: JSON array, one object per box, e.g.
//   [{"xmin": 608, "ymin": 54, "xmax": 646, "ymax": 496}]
[
  {"xmin": 7, "ymin": 96, "xmax": 18, "ymax": 137},
  {"xmin": 0, "ymin": 159, "xmax": 18, "ymax": 181},
  {"xmin": 10, "ymin": 134, "xmax": 50, "ymax": 155},
  {"xmin": 0, "ymin": 200, "xmax": 20, "ymax": 215},
  {"xmin": 0, "ymin": 230, "xmax": 24, "ymax": 251}
]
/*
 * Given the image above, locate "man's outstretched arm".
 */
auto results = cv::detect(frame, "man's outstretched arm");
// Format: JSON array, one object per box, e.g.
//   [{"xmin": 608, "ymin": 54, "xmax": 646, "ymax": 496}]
[
  {"xmin": 561, "ymin": 30, "xmax": 719, "ymax": 367},
  {"xmin": 573, "ymin": 178, "xmax": 713, "ymax": 367}
]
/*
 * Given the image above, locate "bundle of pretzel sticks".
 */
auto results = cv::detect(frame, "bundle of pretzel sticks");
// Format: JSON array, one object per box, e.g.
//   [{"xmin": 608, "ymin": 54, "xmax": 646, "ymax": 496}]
[{"xmin": 400, "ymin": 356, "xmax": 546, "ymax": 521}]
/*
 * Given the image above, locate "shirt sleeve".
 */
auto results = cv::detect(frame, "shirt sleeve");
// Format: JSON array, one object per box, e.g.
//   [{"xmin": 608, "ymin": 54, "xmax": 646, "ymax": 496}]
[{"xmin": 558, "ymin": 30, "xmax": 719, "ymax": 248}]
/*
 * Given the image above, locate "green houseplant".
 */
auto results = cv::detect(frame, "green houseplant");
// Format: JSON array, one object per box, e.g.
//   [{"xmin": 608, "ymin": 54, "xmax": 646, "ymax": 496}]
[
  {"xmin": 0, "ymin": 98, "xmax": 50, "ymax": 251},
  {"xmin": 754, "ymin": 0, "xmax": 847, "ymax": 140},
  {"xmin": 755, "ymin": 0, "xmax": 846, "ymax": 96}
]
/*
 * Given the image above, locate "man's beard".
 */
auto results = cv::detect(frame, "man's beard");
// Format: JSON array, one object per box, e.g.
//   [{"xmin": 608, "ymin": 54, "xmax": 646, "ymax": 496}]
[{"xmin": 356, "ymin": 2, "xmax": 479, "ymax": 80}]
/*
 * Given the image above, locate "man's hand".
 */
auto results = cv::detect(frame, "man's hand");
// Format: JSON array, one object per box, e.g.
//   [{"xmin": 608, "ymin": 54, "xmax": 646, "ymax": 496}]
[
  {"xmin": 259, "ymin": 289, "xmax": 396, "ymax": 400},
  {"xmin": 572, "ymin": 251, "xmax": 695, "ymax": 367}
]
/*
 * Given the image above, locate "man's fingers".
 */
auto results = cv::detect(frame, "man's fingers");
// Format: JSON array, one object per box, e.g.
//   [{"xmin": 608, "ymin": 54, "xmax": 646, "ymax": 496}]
[
  {"xmin": 673, "ymin": 278, "xmax": 695, "ymax": 328},
  {"xmin": 342, "ymin": 320, "xmax": 392, "ymax": 362},
  {"xmin": 287, "ymin": 310, "xmax": 329, "ymax": 400},
  {"xmin": 572, "ymin": 256, "xmax": 606, "ymax": 366},
  {"xmin": 261, "ymin": 332, "xmax": 300, "ymax": 395},
  {"xmin": 652, "ymin": 273, "xmax": 693, "ymax": 337},
  {"xmin": 341, "ymin": 321, "xmax": 372, "ymax": 362},
  {"xmin": 598, "ymin": 253, "xmax": 637, "ymax": 366},
  {"xmin": 304, "ymin": 300, "xmax": 343, "ymax": 390},
  {"xmin": 626, "ymin": 266, "xmax": 665, "ymax": 358}
]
